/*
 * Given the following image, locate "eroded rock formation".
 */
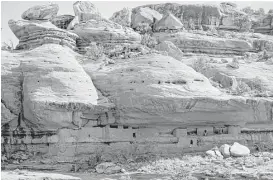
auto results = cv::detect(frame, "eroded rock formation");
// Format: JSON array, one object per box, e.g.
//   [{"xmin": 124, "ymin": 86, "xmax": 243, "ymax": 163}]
[
  {"xmin": 8, "ymin": 20, "xmax": 79, "ymax": 50},
  {"xmin": 73, "ymin": 1, "xmax": 102, "ymax": 22},
  {"xmin": 2, "ymin": 1, "xmax": 273, "ymax": 173},
  {"xmin": 21, "ymin": 3, "xmax": 59, "ymax": 20}
]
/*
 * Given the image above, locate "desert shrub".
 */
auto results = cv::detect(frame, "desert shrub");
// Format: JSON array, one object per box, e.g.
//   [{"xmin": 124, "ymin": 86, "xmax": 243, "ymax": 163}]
[
  {"xmin": 234, "ymin": 15, "xmax": 252, "ymax": 32},
  {"xmin": 135, "ymin": 22, "xmax": 152, "ymax": 34},
  {"xmin": 85, "ymin": 43, "xmax": 104, "ymax": 60},
  {"xmin": 192, "ymin": 56, "xmax": 210, "ymax": 73},
  {"xmin": 247, "ymin": 77, "xmax": 263, "ymax": 92},
  {"xmin": 257, "ymin": 50, "xmax": 270, "ymax": 61},
  {"xmin": 1, "ymin": 41, "xmax": 14, "ymax": 51},
  {"xmin": 141, "ymin": 34, "xmax": 157, "ymax": 49}
]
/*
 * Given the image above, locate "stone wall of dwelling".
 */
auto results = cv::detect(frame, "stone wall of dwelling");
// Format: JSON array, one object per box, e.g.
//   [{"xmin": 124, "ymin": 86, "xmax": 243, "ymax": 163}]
[
  {"xmin": 3, "ymin": 122, "xmax": 273, "ymax": 159},
  {"xmin": 240, "ymin": 131, "xmax": 273, "ymax": 142}
]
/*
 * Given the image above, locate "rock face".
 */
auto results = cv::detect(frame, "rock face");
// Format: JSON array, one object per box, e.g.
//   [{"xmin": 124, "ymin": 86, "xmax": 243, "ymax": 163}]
[
  {"xmin": 134, "ymin": 3, "xmax": 221, "ymax": 29},
  {"xmin": 110, "ymin": 7, "xmax": 132, "ymax": 27},
  {"xmin": 73, "ymin": 19, "xmax": 141, "ymax": 44},
  {"xmin": 155, "ymin": 41, "xmax": 183, "ymax": 60},
  {"xmin": 131, "ymin": 7, "xmax": 163, "ymax": 28},
  {"xmin": 85, "ymin": 54, "xmax": 273, "ymax": 126},
  {"xmin": 1, "ymin": 52, "xmax": 21, "ymax": 126},
  {"xmin": 254, "ymin": 14, "xmax": 273, "ymax": 35},
  {"xmin": 50, "ymin": 15, "xmax": 75, "ymax": 29},
  {"xmin": 2, "ymin": 44, "xmax": 112, "ymax": 131},
  {"xmin": 21, "ymin": 3, "xmax": 59, "ymax": 20},
  {"xmin": 8, "ymin": 19, "xmax": 79, "ymax": 50},
  {"xmin": 230, "ymin": 142, "xmax": 250, "ymax": 157},
  {"xmin": 73, "ymin": 1, "xmax": 102, "ymax": 22},
  {"xmin": 219, "ymin": 2, "xmax": 246, "ymax": 31},
  {"xmin": 154, "ymin": 13, "xmax": 183, "ymax": 32},
  {"xmin": 154, "ymin": 32, "xmax": 253, "ymax": 55}
]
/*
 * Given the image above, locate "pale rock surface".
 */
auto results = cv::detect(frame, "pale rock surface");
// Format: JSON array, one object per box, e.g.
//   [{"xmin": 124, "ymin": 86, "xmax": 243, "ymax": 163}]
[
  {"xmin": 95, "ymin": 162, "xmax": 122, "ymax": 174},
  {"xmin": 154, "ymin": 13, "xmax": 183, "ymax": 31},
  {"xmin": 155, "ymin": 41, "xmax": 183, "ymax": 60},
  {"xmin": 219, "ymin": 144, "xmax": 231, "ymax": 158},
  {"xmin": 8, "ymin": 19, "xmax": 79, "ymax": 50},
  {"xmin": 1, "ymin": 170, "xmax": 81, "ymax": 180},
  {"xmin": 73, "ymin": 19, "xmax": 141, "ymax": 44},
  {"xmin": 2, "ymin": 44, "xmax": 112, "ymax": 130},
  {"xmin": 214, "ymin": 148, "xmax": 224, "ymax": 158},
  {"xmin": 73, "ymin": 1, "xmax": 102, "ymax": 22},
  {"xmin": 219, "ymin": 2, "xmax": 246, "ymax": 30},
  {"xmin": 134, "ymin": 3, "xmax": 221, "ymax": 28},
  {"xmin": 1, "ymin": 51, "xmax": 21, "ymax": 125},
  {"xmin": 84, "ymin": 54, "xmax": 272, "ymax": 125},
  {"xmin": 206, "ymin": 150, "xmax": 216, "ymax": 157},
  {"xmin": 131, "ymin": 7, "xmax": 162, "ymax": 28},
  {"xmin": 110, "ymin": 7, "xmax": 132, "ymax": 27},
  {"xmin": 230, "ymin": 142, "xmax": 250, "ymax": 157},
  {"xmin": 50, "ymin": 15, "xmax": 74, "ymax": 29},
  {"xmin": 195, "ymin": 58, "xmax": 273, "ymax": 95},
  {"xmin": 21, "ymin": 3, "xmax": 59, "ymax": 20},
  {"xmin": 154, "ymin": 32, "xmax": 253, "ymax": 55}
]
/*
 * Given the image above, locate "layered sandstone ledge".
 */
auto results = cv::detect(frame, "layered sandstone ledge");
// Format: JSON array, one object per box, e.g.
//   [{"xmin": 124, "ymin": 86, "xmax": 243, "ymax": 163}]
[{"xmin": 8, "ymin": 20, "xmax": 79, "ymax": 50}]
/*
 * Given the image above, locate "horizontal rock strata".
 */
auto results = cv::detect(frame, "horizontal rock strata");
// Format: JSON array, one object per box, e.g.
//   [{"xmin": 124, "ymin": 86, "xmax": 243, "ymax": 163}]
[
  {"xmin": 155, "ymin": 32, "xmax": 253, "ymax": 55},
  {"xmin": 8, "ymin": 20, "xmax": 79, "ymax": 50}
]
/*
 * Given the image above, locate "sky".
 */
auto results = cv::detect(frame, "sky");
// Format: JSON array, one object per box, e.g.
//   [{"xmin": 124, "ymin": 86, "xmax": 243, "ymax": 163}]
[{"xmin": 1, "ymin": 1, "xmax": 273, "ymax": 45}]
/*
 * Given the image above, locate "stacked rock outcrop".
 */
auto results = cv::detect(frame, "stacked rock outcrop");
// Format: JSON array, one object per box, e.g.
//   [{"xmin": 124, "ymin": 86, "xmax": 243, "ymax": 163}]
[
  {"xmin": 73, "ymin": 1, "xmax": 102, "ymax": 22},
  {"xmin": 9, "ymin": 3, "xmax": 79, "ymax": 50},
  {"xmin": 21, "ymin": 3, "xmax": 59, "ymax": 20},
  {"xmin": 71, "ymin": 1, "xmax": 141, "ymax": 54},
  {"xmin": 9, "ymin": 20, "xmax": 79, "ymax": 50},
  {"xmin": 219, "ymin": 2, "xmax": 246, "ymax": 31}
]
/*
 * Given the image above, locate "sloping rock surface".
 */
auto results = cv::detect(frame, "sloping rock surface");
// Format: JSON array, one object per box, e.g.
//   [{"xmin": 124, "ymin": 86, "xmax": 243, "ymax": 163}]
[
  {"xmin": 21, "ymin": 3, "xmax": 59, "ymax": 20},
  {"xmin": 1, "ymin": 44, "xmax": 112, "ymax": 130},
  {"xmin": 154, "ymin": 13, "xmax": 183, "ymax": 31},
  {"xmin": 73, "ymin": 19, "xmax": 141, "ymax": 44},
  {"xmin": 155, "ymin": 41, "xmax": 183, "ymax": 60},
  {"xmin": 131, "ymin": 7, "xmax": 162, "ymax": 28},
  {"xmin": 84, "ymin": 54, "xmax": 273, "ymax": 125}
]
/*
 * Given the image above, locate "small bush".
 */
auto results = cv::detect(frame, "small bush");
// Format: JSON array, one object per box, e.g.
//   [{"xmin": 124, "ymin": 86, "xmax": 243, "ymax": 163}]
[
  {"xmin": 141, "ymin": 34, "xmax": 158, "ymax": 49},
  {"xmin": 192, "ymin": 56, "xmax": 210, "ymax": 73},
  {"xmin": 135, "ymin": 23, "xmax": 152, "ymax": 34},
  {"xmin": 1, "ymin": 41, "xmax": 14, "ymax": 51},
  {"xmin": 85, "ymin": 43, "xmax": 104, "ymax": 60}
]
